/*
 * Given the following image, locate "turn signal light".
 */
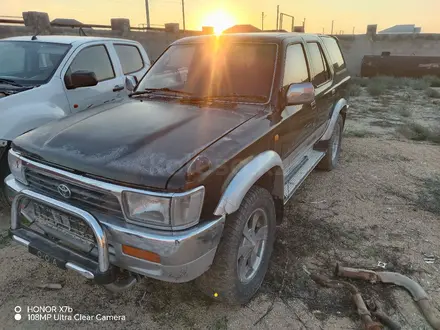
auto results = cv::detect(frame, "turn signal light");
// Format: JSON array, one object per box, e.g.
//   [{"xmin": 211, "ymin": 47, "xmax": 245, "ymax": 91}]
[{"xmin": 122, "ymin": 245, "xmax": 161, "ymax": 263}]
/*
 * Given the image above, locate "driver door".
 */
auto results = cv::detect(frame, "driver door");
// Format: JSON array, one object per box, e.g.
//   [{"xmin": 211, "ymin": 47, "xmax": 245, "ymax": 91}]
[
  {"xmin": 63, "ymin": 42, "xmax": 125, "ymax": 113},
  {"xmin": 278, "ymin": 43, "xmax": 317, "ymax": 160}
]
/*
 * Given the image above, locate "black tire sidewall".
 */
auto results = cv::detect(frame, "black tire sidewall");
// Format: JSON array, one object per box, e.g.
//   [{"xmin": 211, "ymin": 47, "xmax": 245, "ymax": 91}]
[
  {"xmin": 330, "ymin": 116, "xmax": 343, "ymax": 169},
  {"xmin": 233, "ymin": 188, "xmax": 276, "ymax": 301},
  {"xmin": 196, "ymin": 186, "xmax": 276, "ymax": 304},
  {"xmin": 0, "ymin": 152, "xmax": 11, "ymax": 208}
]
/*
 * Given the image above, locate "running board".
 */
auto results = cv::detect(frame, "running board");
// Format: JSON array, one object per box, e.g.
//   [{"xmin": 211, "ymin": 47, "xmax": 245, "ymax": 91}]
[{"xmin": 283, "ymin": 149, "xmax": 325, "ymax": 203}]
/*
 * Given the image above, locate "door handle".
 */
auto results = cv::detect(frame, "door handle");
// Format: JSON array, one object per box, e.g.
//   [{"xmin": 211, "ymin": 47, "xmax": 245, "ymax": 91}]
[{"xmin": 113, "ymin": 85, "xmax": 124, "ymax": 92}]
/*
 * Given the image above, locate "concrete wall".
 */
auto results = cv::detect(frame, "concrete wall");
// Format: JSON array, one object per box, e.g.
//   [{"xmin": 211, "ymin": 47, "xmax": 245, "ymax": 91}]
[
  {"xmin": 337, "ymin": 34, "xmax": 440, "ymax": 75},
  {"xmin": 2, "ymin": 13, "xmax": 440, "ymax": 75}
]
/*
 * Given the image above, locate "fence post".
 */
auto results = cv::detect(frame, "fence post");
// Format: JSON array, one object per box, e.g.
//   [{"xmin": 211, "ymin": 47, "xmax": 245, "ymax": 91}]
[
  {"xmin": 22, "ymin": 11, "xmax": 51, "ymax": 34},
  {"xmin": 111, "ymin": 18, "xmax": 131, "ymax": 34}
]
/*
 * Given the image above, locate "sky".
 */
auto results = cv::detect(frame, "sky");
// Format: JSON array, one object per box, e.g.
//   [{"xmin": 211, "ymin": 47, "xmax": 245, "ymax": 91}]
[{"xmin": 3, "ymin": 0, "xmax": 440, "ymax": 34}]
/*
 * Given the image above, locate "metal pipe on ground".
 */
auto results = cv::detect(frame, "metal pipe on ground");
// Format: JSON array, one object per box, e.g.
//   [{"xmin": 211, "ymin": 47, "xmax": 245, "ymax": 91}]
[
  {"xmin": 336, "ymin": 264, "xmax": 440, "ymax": 330},
  {"xmin": 311, "ymin": 273, "xmax": 383, "ymax": 330},
  {"xmin": 366, "ymin": 300, "xmax": 402, "ymax": 330}
]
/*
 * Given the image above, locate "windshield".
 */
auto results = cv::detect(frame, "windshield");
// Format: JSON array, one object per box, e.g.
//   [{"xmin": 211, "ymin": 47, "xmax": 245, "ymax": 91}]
[
  {"xmin": 137, "ymin": 41, "xmax": 277, "ymax": 102},
  {"xmin": 0, "ymin": 41, "xmax": 71, "ymax": 86}
]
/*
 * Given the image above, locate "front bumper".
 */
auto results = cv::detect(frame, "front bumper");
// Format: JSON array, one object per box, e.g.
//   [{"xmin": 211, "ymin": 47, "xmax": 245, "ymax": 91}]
[{"xmin": 6, "ymin": 175, "xmax": 225, "ymax": 283}]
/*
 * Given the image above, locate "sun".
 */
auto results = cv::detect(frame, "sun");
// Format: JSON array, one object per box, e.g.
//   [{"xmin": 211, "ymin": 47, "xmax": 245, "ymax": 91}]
[{"xmin": 202, "ymin": 10, "xmax": 236, "ymax": 35}]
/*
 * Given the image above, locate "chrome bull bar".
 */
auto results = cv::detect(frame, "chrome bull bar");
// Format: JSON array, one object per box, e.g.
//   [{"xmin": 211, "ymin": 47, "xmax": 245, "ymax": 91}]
[{"xmin": 11, "ymin": 189, "xmax": 110, "ymax": 273}]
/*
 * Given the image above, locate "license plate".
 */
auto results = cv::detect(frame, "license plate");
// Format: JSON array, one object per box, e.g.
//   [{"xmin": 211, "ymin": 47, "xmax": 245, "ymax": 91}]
[
  {"xmin": 33, "ymin": 203, "xmax": 71, "ymax": 230},
  {"xmin": 28, "ymin": 245, "xmax": 66, "ymax": 269}
]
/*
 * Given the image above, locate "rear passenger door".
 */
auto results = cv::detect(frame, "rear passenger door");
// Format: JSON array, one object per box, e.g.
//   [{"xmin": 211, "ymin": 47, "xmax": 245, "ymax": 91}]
[
  {"xmin": 63, "ymin": 42, "xmax": 125, "ymax": 113},
  {"xmin": 113, "ymin": 43, "xmax": 150, "ymax": 83},
  {"xmin": 305, "ymin": 42, "xmax": 333, "ymax": 129},
  {"xmin": 278, "ymin": 43, "xmax": 316, "ymax": 159}
]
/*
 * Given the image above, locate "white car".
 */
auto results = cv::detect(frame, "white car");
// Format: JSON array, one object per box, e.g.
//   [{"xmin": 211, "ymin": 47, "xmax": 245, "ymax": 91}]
[{"xmin": 0, "ymin": 36, "xmax": 151, "ymax": 206}]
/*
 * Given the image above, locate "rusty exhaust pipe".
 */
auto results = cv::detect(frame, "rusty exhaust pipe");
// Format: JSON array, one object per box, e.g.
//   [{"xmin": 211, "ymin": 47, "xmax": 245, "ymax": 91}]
[
  {"xmin": 366, "ymin": 300, "xmax": 402, "ymax": 330},
  {"xmin": 311, "ymin": 274, "xmax": 383, "ymax": 330},
  {"xmin": 336, "ymin": 264, "xmax": 440, "ymax": 330}
]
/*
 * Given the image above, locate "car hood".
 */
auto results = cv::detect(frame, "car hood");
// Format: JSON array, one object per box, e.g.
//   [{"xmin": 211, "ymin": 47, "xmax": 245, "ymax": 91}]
[{"xmin": 13, "ymin": 99, "xmax": 258, "ymax": 189}]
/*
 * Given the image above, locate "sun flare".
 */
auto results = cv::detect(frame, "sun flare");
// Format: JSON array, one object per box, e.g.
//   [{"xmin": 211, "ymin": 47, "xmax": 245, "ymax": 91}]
[{"xmin": 201, "ymin": 10, "xmax": 236, "ymax": 35}]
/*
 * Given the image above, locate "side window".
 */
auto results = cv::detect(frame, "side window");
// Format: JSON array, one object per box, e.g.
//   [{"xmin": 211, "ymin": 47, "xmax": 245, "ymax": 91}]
[
  {"xmin": 307, "ymin": 42, "xmax": 330, "ymax": 86},
  {"xmin": 114, "ymin": 44, "xmax": 144, "ymax": 74},
  {"xmin": 68, "ymin": 45, "xmax": 115, "ymax": 82},
  {"xmin": 283, "ymin": 44, "xmax": 310, "ymax": 86},
  {"xmin": 321, "ymin": 37, "xmax": 346, "ymax": 72}
]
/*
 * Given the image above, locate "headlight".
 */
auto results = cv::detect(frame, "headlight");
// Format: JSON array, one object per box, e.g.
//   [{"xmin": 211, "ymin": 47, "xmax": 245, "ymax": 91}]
[
  {"xmin": 8, "ymin": 150, "xmax": 28, "ymax": 185},
  {"xmin": 122, "ymin": 186, "xmax": 204, "ymax": 230}
]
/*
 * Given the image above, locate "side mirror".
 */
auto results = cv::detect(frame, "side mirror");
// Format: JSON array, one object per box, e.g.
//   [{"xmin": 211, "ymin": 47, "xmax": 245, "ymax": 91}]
[
  {"xmin": 286, "ymin": 82, "xmax": 315, "ymax": 106},
  {"xmin": 125, "ymin": 75, "xmax": 138, "ymax": 92},
  {"xmin": 65, "ymin": 71, "xmax": 98, "ymax": 90}
]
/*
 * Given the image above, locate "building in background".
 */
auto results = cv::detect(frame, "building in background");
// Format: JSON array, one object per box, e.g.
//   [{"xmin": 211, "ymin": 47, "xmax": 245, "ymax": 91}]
[
  {"xmin": 50, "ymin": 18, "xmax": 84, "ymax": 26},
  {"xmin": 378, "ymin": 24, "xmax": 421, "ymax": 34},
  {"xmin": 222, "ymin": 24, "xmax": 261, "ymax": 33}
]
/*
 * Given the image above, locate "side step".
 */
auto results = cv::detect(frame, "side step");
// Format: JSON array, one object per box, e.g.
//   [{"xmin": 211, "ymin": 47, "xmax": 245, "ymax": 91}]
[{"xmin": 283, "ymin": 149, "xmax": 325, "ymax": 202}]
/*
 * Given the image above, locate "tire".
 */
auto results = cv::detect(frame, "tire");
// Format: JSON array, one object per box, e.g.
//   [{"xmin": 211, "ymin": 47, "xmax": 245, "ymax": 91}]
[
  {"xmin": 196, "ymin": 185, "xmax": 276, "ymax": 305},
  {"xmin": 317, "ymin": 115, "xmax": 343, "ymax": 171},
  {"xmin": 0, "ymin": 152, "xmax": 10, "ymax": 209}
]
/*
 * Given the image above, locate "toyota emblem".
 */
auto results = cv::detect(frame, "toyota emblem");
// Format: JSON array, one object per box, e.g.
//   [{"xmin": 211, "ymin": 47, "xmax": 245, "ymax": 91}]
[{"xmin": 57, "ymin": 184, "xmax": 71, "ymax": 199}]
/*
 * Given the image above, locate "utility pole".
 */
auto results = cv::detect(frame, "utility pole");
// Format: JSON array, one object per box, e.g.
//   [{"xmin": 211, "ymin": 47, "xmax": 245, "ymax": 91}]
[
  {"xmin": 145, "ymin": 0, "xmax": 150, "ymax": 29},
  {"xmin": 261, "ymin": 12, "xmax": 266, "ymax": 30},
  {"xmin": 331, "ymin": 20, "xmax": 334, "ymax": 34},
  {"xmin": 322, "ymin": 27, "xmax": 324, "ymax": 34},
  {"xmin": 276, "ymin": 5, "xmax": 279, "ymax": 30},
  {"xmin": 181, "ymin": 0, "xmax": 186, "ymax": 31},
  {"xmin": 352, "ymin": 26, "xmax": 355, "ymax": 34},
  {"xmin": 303, "ymin": 17, "xmax": 306, "ymax": 28}
]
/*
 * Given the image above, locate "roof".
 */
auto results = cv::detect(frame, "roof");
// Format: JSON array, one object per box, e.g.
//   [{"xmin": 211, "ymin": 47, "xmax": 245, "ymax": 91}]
[
  {"xmin": 378, "ymin": 24, "xmax": 421, "ymax": 34},
  {"xmin": 1, "ymin": 35, "xmax": 137, "ymax": 45},
  {"xmin": 173, "ymin": 32, "xmax": 323, "ymax": 45},
  {"xmin": 223, "ymin": 24, "xmax": 261, "ymax": 34}
]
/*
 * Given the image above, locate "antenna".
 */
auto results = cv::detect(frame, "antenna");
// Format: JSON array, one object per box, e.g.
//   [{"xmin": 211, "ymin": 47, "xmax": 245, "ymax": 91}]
[{"xmin": 31, "ymin": 28, "xmax": 40, "ymax": 40}]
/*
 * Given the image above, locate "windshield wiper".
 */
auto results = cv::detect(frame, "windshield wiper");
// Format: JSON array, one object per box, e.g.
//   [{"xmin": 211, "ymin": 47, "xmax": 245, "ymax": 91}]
[
  {"xmin": 0, "ymin": 78, "xmax": 24, "ymax": 87},
  {"xmin": 211, "ymin": 94, "xmax": 268, "ymax": 102},
  {"xmin": 181, "ymin": 94, "xmax": 267, "ymax": 103},
  {"xmin": 130, "ymin": 88, "xmax": 190, "ymax": 97}
]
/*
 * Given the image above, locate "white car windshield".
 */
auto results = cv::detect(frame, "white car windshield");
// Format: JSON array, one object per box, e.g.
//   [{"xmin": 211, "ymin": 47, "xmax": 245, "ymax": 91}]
[
  {"xmin": 0, "ymin": 41, "xmax": 71, "ymax": 86},
  {"xmin": 137, "ymin": 41, "xmax": 277, "ymax": 103}
]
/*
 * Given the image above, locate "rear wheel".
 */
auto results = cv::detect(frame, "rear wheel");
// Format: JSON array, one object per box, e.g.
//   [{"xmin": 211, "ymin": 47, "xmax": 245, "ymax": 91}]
[
  {"xmin": 196, "ymin": 186, "xmax": 276, "ymax": 305},
  {"xmin": 317, "ymin": 114, "xmax": 343, "ymax": 171}
]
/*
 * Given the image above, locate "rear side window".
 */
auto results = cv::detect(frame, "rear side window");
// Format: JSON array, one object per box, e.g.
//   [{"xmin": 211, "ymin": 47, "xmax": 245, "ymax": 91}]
[
  {"xmin": 321, "ymin": 37, "xmax": 346, "ymax": 72},
  {"xmin": 115, "ymin": 44, "xmax": 144, "ymax": 74},
  {"xmin": 68, "ymin": 45, "xmax": 115, "ymax": 82},
  {"xmin": 307, "ymin": 42, "xmax": 330, "ymax": 86},
  {"xmin": 283, "ymin": 44, "xmax": 310, "ymax": 86}
]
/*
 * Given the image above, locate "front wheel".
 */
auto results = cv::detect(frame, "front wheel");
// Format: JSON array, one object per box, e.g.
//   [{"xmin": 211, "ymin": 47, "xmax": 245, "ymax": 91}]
[{"xmin": 195, "ymin": 186, "xmax": 276, "ymax": 305}]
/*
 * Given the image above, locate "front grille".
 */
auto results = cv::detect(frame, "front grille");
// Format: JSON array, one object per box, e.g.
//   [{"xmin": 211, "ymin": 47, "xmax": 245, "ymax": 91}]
[{"xmin": 25, "ymin": 168, "xmax": 124, "ymax": 218}]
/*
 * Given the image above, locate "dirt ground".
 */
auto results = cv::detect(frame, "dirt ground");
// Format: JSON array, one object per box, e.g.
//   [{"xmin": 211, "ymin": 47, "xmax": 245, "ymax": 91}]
[{"xmin": 0, "ymin": 81, "xmax": 439, "ymax": 329}]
